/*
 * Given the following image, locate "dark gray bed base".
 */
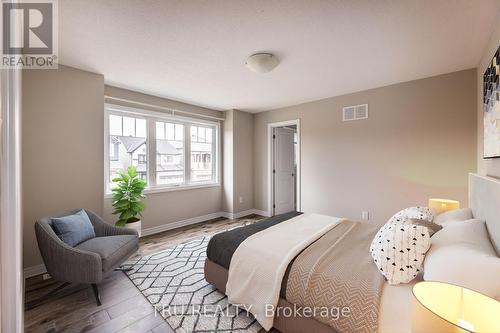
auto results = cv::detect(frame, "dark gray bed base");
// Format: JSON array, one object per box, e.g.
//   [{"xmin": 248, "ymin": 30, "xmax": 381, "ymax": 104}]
[{"xmin": 204, "ymin": 258, "xmax": 336, "ymax": 333}]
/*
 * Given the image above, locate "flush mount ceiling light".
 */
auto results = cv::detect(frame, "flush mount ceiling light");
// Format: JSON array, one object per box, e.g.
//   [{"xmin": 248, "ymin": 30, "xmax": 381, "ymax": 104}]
[{"xmin": 245, "ymin": 53, "xmax": 279, "ymax": 73}]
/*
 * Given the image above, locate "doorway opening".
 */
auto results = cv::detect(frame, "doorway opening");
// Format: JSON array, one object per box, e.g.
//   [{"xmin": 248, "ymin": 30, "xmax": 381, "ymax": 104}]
[{"xmin": 268, "ymin": 120, "xmax": 300, "ymax": 216}]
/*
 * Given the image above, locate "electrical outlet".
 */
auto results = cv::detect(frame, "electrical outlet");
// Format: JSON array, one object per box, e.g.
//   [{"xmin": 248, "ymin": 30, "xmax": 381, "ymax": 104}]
[
  {"xmin": 239, "ymin": 196, "xmax": 244, "ymax": 204},
  {"xmin": 361, "ymin": 211, "xmax": 369, "ymax": 221},
  {"xmin": 42, "ymin": 273, "xmax": 51, "ymax": 280}
]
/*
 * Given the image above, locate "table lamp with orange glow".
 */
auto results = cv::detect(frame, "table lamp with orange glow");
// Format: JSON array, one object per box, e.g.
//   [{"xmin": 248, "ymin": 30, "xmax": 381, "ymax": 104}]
[
  {"xmin": 428, "ymin": 198, "xmax": 460, "ymax": 214},
  {"xmin": 412, "ymin": 281, "xmax": 500, "ymax": 333}
]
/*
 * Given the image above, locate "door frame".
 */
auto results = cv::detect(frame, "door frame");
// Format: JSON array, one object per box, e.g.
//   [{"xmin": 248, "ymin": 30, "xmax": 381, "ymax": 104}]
[
  {"xmin": 0, "ymin": 67, "xmax": 24, "ymax": 332},
  {"xmin": 267, "ymin": 119, "xmax": 301, "ymax": 216}
]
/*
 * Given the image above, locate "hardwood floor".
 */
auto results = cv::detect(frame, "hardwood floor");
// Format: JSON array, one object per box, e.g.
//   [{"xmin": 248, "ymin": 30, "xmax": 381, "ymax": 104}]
[{"xmin": 24, "ymin": 215, "xmax": 264, "ymax": 333}]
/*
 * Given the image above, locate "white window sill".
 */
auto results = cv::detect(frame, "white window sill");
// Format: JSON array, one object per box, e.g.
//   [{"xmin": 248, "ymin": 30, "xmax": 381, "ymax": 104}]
[{"xmin": 104, "ymin": 182, "xmax": 221, "ymax": 199}]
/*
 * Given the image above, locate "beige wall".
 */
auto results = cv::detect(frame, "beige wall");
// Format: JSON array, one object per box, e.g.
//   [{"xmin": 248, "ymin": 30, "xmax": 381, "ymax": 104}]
[
  {"xmin": 477, "ymin": 8, "xmax": 500, "ymax": 178},
  {"xmin": 102, "ymin": 86, "xmax": 224, "ymax": 232},
  {"xmin": 104, "ymin": 85, "xmax": 223, "ymax": 120},
  {"xmin": 23, "ymin": 65, "xmax": 105, "ymax": 268},
  {"xmin": 222, "ymin": 109, "xmax": 254, "ymax": 213},
  {"xmin": 222, "ymin": 110, "xmax": 234, "ymax": 212},
  {"xmin": 233, "ymin": 110, "xmax": 254, "ymax": 212},
  {"xmin": 254, "ymin": 69, "xmax": 477, "ymax": 224},
  {"xmin": 102, "ymin": 186, "xmax": 223, "ymax": 230}
]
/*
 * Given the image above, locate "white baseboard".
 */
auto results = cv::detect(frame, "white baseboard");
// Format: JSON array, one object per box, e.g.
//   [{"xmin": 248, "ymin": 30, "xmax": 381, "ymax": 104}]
[
  {"xmin": 221, "ymin": 209, "xmax": 259, "ymax": 219},
  {"xmin": 24, "ymin": 208, "xmax": 272, "ymax": 279},
  {"xmin": 24, "ymin": 264, "xmax": 47, "ymax": 279},
  {"xmin": 140, "ymin": 211, "xmax": 224, "ymax": 237},
  {"xmin": 142, "ymin": 209, "xmax": 266, "ymax": 236},
  {"xmin": 253, "ymin": 209, "xmax": 271, "ymax": 217}
]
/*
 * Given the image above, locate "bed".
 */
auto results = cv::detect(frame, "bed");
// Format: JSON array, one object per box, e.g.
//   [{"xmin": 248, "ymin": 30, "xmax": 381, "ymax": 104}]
[{"xmin": 204, "ymin": 174, "xmax": 500, "ymax": 333}]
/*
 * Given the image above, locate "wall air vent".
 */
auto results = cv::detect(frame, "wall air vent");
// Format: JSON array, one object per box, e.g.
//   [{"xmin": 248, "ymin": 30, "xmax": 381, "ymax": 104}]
[{"xmin": 342, "ymin": 104, "xmax": 368, "ymax": 121}]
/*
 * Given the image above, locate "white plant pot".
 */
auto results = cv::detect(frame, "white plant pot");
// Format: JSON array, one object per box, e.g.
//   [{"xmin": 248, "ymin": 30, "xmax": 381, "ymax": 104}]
[{"xmin": 125, "ymin": 220, "xmax": 142, "ymax": 237}]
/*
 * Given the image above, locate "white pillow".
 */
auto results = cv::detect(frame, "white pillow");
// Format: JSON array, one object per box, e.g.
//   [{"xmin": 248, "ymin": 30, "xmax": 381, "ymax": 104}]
[
  {"xmin": 424, "ymin": 219, "xmax": 500, "ymax": 300},
  {"xmin": 434, "ymin": 208, "xmax": 473, "ymax": 225},
  {"xmin": 431, "ymin": 218, "xmax": 494, "ymax": 252},
  {"xmin": 370, "ymin": 207, "xmax": 436, "ymax": 285}
]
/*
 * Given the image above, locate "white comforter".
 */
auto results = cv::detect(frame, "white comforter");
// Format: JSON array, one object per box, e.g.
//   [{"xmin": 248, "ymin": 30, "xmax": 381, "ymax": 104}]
[{"xmin": 225, "ymin": 213, "xmax": 344, "ymax": 331}]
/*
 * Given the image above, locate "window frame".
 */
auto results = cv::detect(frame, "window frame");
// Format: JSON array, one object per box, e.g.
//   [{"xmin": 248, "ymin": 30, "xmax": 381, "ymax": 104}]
[{"xmin": 104, "ymin": 104, "xmax": 221, "ymax": 197}]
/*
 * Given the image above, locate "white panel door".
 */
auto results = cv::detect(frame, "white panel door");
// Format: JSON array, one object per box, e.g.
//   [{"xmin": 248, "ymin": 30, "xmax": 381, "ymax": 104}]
[{"xmin": 273, "ymin": 127, "xmax": 295, "ymax": 215}]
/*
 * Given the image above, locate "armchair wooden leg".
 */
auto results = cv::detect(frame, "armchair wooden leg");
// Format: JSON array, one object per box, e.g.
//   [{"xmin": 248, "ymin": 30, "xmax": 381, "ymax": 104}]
[{"xmin": 91, "ymin": 283, "xmax": 102, "ymax": 306}]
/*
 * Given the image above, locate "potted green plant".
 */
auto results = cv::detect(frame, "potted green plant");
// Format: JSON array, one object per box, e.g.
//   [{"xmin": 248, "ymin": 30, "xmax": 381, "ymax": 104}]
[{"xmin": 111, "ymin": 166, "xmax": 146, "ymax": 236}]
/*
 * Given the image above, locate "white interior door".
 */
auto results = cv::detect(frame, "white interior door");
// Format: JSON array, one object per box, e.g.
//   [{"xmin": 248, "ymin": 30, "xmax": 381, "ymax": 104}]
[{"xmin": 273, "ymin": 127, "xmax": 295, "ymax": 215}]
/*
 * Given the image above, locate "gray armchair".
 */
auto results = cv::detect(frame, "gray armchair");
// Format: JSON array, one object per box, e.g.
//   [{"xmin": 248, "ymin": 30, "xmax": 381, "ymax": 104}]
[{"xmin": 34, "ymin": 209, "xmax": 139, "ymax": 306}]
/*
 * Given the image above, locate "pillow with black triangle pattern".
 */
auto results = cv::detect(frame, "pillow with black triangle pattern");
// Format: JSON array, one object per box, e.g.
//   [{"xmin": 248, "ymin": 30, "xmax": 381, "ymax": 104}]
[{"xmin": 370, "ymin": 207, "xmax": 436, "ymax": 284}]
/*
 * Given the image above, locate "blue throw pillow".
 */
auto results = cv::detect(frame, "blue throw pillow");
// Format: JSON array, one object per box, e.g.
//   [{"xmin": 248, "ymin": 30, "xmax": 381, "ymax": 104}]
[{"xmin": 51, "ymin": 210, "xmax": 96, "ymax": 247}]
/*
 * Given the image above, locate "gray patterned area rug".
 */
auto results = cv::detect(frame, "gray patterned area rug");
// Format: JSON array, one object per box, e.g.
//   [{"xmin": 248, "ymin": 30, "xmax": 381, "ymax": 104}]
[{"xmin": 124, "ymin": 237, "xmax": 262, "ymax": 333}]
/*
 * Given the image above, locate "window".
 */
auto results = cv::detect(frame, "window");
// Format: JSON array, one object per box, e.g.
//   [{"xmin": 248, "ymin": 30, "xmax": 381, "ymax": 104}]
[
  {"xmin": 190, "ymin": 125, "xmax": 214, "ymax": 182},
  {"xmin": 105, "ymin": 106, "xmax": 219, "ymax": 193},
  {"xmin": 108, "ymin": 114, "xmax": 147, "ymax": 188},
  {"xmin": 156, "ymin": 121, "xmax": 184, "ymax": 185},
  {"xmin": 109, "ymin": 139, "xmax": 119, "ymax": 161}
]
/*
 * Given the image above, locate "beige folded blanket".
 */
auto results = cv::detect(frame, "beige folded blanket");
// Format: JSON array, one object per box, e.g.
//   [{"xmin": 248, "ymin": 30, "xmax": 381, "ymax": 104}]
[
  {"xmin": 226, "ymin": 213, "xmax": 344, "ymax": 331},
  {"xmin": 286, "ymin": 220, "xmax": 384, "ymax": 333}
]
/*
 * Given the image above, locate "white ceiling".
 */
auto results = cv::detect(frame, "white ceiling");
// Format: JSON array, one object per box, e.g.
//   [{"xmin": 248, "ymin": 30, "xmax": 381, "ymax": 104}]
[{"xmin": 60, "ymin": 0, "xmax": 499, "ymax": 113}]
